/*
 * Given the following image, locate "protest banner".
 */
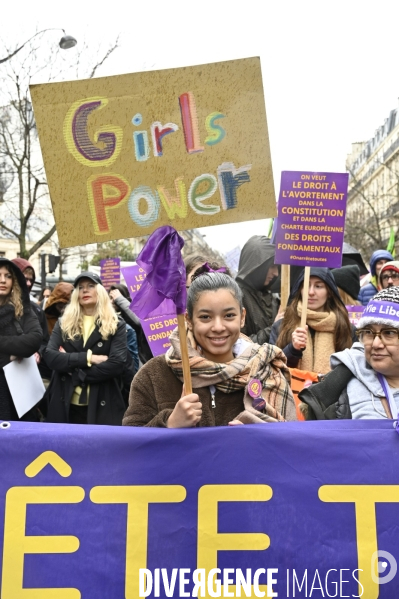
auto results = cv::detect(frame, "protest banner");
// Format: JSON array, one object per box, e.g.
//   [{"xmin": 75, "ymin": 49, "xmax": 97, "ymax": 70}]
[
  {"xmin": 30, "ymin": 58, "xmax": 276, "ymax": 249},
  {"xmin": 100, "ymin": 257, "xmax": 120, "ymax": 289},
  {"xmin": 121, "ymin": 264, "xmax": 177, "ymax": 357},
  {"xmin": 274, "ymin": 171, "xmax": 349, "ymax": 269},
  {"xmin": 0, "ymin": 420, "xmax": 397, "ymax": 598}
]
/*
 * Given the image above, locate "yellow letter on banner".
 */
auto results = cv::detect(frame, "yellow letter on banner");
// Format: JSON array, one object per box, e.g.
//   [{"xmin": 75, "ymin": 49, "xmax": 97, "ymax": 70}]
[
  {"xmin": 1, "ymin": 486, "xmax": 85, "ymax": 599},
  {"xmin": 198, "ymin": 485, "xmax": 272, "ymax": 597},
  {"xmin": 90, "ymin": 485, "xmax": 186, "ymax": 599},
  {"xmin": 319, "ymin": 485, "xmax": 399, "ymax": 599}
]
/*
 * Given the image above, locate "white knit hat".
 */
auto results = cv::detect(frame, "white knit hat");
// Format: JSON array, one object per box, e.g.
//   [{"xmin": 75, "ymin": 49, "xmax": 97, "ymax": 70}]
[{"xmin": 357, "ymin": 286, "xmax": 399, "ymax": 330}]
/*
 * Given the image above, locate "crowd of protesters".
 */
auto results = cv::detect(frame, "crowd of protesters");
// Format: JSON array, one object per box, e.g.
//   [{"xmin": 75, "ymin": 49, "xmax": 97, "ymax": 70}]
[{"xmin": 1, "ymin": 236, "xmax": 399, "ymax": 427}]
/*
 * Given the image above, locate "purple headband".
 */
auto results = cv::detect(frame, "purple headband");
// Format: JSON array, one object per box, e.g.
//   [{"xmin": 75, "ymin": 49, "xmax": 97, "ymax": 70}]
[{"xmin": 202, "ymin": 262, "xmax": 227, "ymax": 274}]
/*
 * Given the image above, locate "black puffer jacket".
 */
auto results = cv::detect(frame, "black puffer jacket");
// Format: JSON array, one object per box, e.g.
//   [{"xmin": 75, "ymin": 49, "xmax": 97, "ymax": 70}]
[
  {"xmin": 236, "ymin": 236, "xmax": 279, "ymax": 344},
  {"xmin": 0, "ymin": 259, "xmax": 43, "ymax": 420},
  {"xmin": 298, "ymin": 364, "xmax": 353, "ymax": 419}
]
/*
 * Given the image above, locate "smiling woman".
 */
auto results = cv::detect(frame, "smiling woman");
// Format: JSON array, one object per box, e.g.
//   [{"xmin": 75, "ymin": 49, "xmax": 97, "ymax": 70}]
[{"xmin": 123, "ymin": 267, "xmax": 296, "ymax": 428}]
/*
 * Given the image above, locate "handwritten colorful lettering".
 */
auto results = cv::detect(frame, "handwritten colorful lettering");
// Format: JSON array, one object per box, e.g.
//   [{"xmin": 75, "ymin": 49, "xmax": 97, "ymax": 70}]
[{"xmin": 30, "ymin": 58, "xmax": 275, "ymax": 248}]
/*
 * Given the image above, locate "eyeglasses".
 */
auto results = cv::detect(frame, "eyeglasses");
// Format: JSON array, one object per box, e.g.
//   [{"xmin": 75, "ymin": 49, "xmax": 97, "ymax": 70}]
[
  {"xmin": 381, "ymin": 272, "xmax": 399, "ymax": 282},
  {"xmin": 356, "ymin": 328, "xmax": 399, "ymax": 345}
]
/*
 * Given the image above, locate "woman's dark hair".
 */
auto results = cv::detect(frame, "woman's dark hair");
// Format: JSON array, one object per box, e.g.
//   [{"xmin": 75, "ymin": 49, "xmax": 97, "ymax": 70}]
[
  {"xmin": 187, "ymin": 272, "xmax": 243, "ymax": 318},
  {"xmin": 276, "ymin": 277, "xmax": 352, "ymax": 352},
  {"xmin": 184, "ymin": 255, "xmax": 209, "ymax": 277},
  {"xmin": 38, "ymin": 286, "xmax": 53, "ymax": 301},
  {"xmin": 190, "ymin": 262, "xmax": 231, "ymax": 282},
  {"xmin": 109, "ymin": 283, "xmax": 132, "ymax": 302}
]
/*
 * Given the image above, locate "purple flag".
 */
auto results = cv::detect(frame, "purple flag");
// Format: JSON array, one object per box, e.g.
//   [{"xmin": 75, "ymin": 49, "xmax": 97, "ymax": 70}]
[{"xmin": 131, "ymin": 226, "xmax": 187, "ymax": 319}]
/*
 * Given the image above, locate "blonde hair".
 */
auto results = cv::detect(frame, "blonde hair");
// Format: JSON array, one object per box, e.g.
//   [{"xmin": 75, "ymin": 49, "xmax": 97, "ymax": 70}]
[
  {"xmin": 61, "ymin": 283, "xmax": 118, "ymax": 340},
  {"xmin": 0, "ymin": 265, "xmax": 24, "ymax": 318},
  {"xmin": 338, "ymin": 287, "xmax": 360, "ymax": 306}
]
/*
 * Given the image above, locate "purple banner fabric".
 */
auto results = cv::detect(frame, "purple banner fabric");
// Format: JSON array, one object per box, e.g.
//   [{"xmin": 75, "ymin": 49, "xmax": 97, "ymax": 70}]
[
  {"xmin": 274, "ymin": 171, "xmax": 349, "ymax": 268},
  {"xmin": 132, "ymin": 226, "xmax": 186, "ymax": 318},
  {"xmin": 0, "ymin": 420, "xmax": 398, "ymax": 597},
  {"xmin": 122, "ymin": 264, "xmax": 177, "ymax": 357},
  {"xmin": 100, "ymin": 257, "xmax": 120, "ymax": 289}
]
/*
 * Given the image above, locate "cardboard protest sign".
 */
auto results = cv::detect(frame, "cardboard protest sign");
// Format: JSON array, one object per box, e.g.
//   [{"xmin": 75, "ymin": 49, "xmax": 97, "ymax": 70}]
[
  {"xmin": 121, "ymin": 264, "xmax": 177, "ymax": 356},
  {"xmin": 0, "ymin": 420, "xmax": 398, "ymax": 598},
  {"xmin": 30, "ymin": 58, "xmax": 276, "ymax": 248},
  {"xmin": 274, "ymin": 171, "xmax": 349, "ymax": 268},
  {"xmin": 100, "ymin": 257, "xmax": 120, "ymax": 289}
]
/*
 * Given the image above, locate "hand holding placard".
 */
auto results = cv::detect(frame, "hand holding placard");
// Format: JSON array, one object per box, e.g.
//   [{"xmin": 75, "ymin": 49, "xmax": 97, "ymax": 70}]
[{"xmin": 167, "ymin": 385, "xmax": 202, "ymax": 428}]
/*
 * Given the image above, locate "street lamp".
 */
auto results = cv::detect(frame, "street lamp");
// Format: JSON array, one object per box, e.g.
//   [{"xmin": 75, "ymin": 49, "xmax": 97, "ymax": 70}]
[
  {"xmin": 0, "ymin": 29, "xmax": 77, "ymax": 64},
  {"xmin": 59, "ymin": 33, "xmax": 77, "ymax": 50}
]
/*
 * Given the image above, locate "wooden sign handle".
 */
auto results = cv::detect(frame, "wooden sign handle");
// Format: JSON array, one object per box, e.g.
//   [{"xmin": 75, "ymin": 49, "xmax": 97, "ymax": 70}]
[
  {"xmin": 177, "ymin": 313, "xmax": 192, "ymax": 394},
  {"xmin": 280, "ymin": 264, "xmax": 290, "ymax": 310},
  {"xmin": 300, "ymin": 267, "xmax": 310, "ymax": 328}
]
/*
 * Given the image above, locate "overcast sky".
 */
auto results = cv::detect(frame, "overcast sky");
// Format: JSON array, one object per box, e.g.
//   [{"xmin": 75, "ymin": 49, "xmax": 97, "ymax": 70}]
[{"xmin": 2, "ymin": 0, "xmax": 398, "ymax": 255}]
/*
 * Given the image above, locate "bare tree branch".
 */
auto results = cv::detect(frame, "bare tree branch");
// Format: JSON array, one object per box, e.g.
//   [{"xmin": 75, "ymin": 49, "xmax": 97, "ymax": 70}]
[
  {"xmin": 89, "ymin": 36, "xmax": 120, "ymax": 79},
  {"xmin": 26, "ymin": 224, "xmax": 56, "ymax": 257}
]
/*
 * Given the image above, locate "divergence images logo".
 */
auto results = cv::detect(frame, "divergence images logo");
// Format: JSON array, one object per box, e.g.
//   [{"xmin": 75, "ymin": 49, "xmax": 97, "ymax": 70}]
[{"xmin": 371, "ymin": 550, "xmax": 397, "ymax": 585}]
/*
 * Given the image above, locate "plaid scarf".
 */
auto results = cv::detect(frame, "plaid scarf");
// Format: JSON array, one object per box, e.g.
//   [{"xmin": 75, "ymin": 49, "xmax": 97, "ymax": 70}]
[{"xmin": 165, "ymin": 328, "xmax": 296, "ymax": 423}]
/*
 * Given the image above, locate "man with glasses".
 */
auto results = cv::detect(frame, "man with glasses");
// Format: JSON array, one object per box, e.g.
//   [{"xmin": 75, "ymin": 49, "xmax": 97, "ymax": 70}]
[
  {"xmin": 299, "ymin": 286, "xmax": 399, "ymax": 420},
  {"xmin": 379, "ymin": 261, "xmax": 399, "ymax": 289}
]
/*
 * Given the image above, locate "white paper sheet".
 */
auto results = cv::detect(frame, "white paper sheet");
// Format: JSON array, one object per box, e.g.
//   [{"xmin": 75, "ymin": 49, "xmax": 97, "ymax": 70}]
[{"xmin": 3, "ymin": 355, "xmax": 45, "ymax": 418}]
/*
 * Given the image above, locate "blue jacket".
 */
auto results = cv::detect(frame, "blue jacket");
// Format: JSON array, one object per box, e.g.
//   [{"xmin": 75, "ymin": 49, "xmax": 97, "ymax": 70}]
[{"xmin": 358, "ymin": 281, "xmax": 378, "ymax": 306}]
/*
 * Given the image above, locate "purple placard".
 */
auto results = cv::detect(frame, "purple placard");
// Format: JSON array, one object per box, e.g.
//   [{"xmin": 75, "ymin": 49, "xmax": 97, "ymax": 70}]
[
  {"xmin": 346, "ymin": 305, "xmax": 365, "ymax": 326},
  {"xmin": 121, "ymin": 264, "xmax": 146, "ymax": 299},
  {"xmin": 141, "ymin": 312, "xmax": 178, "ymax": 356},
  {"xmin": 122, "ymin": 264, "xmax": 178, "ymax": 356},
  {"xmin": 100, "ymin": 257, "xmax": 120, "ymax": 289},
  {"xmin": 274, "ymin": 171, "xmax": 349, "ymax": 268}
]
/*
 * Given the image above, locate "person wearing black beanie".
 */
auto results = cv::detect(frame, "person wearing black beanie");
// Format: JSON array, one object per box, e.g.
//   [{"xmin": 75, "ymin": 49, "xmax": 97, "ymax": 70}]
[
  {"xmin": 331, "ymin": 264, "xmax": 361, "ymax": 305},
  {"xmin": 269, "ymin": 267, "xmax": 356, "ymax": 374}
]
